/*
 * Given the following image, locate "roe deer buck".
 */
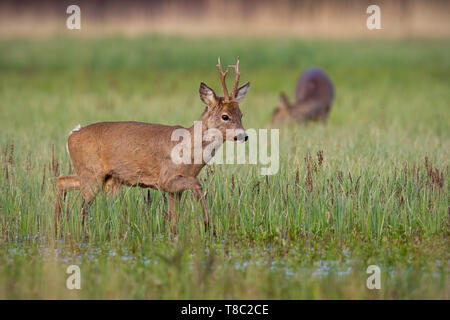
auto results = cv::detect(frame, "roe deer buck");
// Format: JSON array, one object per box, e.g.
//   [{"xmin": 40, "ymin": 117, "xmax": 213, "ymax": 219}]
[
  {"xmin": 271, "ymin": 67, "xmax": 334, "ymax": 124},
  {"xmin": 55, "ymin": 57, "xmax": 250, "ymax": 236}
]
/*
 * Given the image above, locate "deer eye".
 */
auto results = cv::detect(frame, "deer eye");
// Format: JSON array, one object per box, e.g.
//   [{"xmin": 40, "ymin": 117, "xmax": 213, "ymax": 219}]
[{"xmin": 221, "ymin": 114, "xmax": 230, "ymax": 121}]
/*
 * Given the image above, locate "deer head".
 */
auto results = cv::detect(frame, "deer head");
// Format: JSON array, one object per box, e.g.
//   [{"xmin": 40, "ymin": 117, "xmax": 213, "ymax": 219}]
[
  {"xmin": 199, "ymin": 57, "xmax": 250, "ymax": 142},
  {"xmin": 271, "ymin": 92, "xmax": 291, "ymax": 124}
]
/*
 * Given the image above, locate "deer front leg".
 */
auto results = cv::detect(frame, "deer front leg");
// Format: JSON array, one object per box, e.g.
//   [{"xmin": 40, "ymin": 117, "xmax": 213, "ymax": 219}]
[
  {"xmin": 104, "ymin": 176, "xmax": 121, "ymax": 196},
  {"xmin": 163, "ymin": 176, "xmax": 211, "ymax": 232},
  {"xmin": 167, "ymin": 192, "xmax": 178, "ymax": 234}
]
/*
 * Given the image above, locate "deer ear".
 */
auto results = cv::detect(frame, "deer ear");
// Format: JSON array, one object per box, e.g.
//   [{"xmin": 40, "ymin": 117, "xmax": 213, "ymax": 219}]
[
  {"xmin": 235, "ymin": 82, "xmax": 250, "ymax": 103},
  {"xmin": 199, "ymin": 82, "xmax": 217, "ymax": 107},
  {"xmin": 279, "ymin": 92, "xmax": 290, "ymax": 109}
]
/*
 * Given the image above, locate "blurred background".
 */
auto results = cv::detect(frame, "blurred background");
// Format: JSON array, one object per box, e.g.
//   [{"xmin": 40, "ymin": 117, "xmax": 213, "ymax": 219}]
[
  {"xmin": 1, "ymin": 0, "xmax": 450, "ymax": 39},
  {"xmin": 0, "ymin": 0, "xmax": 449, "ymax": 300}
]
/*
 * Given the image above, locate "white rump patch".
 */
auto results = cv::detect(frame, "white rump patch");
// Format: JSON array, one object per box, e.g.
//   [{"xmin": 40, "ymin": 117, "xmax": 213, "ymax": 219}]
[
  {"xmin": 67, "ymin": 124, "xmax": 82, "ymax": 155},
  {"xmin": 69, "ymin": 124, "xmax": 82, "ymax": 135}
]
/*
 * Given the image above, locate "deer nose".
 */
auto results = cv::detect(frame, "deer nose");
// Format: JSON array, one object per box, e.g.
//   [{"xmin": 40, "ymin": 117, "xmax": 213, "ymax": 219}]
[{"xmin": 234, "ymin": 133, "xmax": 248, "ymax": 142}]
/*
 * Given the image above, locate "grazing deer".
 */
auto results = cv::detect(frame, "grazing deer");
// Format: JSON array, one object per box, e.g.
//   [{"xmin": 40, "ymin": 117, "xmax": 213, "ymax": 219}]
[
  {"xmin": 55, "ymin": 57, "xmax": 250, "ymax": 236},
  {"xmin": 271, "ymin": 67, "xmax": 334, "ymax": 124}
]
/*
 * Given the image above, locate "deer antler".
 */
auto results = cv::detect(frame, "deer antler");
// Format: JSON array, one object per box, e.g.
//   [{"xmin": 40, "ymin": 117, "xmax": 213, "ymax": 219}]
[
  {"xmin": 216, "ymin": 57, "xmax": 230, "ymax": 102},
  {"xmin": 228, "ymin": 56, "xmax": 240, "ymax": 100}
]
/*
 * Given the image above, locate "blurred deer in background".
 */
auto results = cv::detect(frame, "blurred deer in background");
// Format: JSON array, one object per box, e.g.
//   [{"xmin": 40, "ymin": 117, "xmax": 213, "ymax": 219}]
[
  {"xmin": 55, "ymin": 57, "xmax": 250, "ymax": 236},
  {"xmin": 271, "ymin": 68, "xmax": 334, "ymax": 124}
]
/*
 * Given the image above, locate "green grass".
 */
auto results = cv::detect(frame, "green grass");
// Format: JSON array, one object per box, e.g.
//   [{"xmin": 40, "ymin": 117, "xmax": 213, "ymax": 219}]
[{"xmin": 0, "ymin": 35, "xmax": 449, "ymax": 299}]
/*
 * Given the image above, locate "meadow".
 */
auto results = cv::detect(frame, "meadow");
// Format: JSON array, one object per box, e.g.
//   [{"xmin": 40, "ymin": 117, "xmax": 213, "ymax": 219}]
[{"xmin": 0, "ymin": 35, "xmax": 449, "ymax": 299}]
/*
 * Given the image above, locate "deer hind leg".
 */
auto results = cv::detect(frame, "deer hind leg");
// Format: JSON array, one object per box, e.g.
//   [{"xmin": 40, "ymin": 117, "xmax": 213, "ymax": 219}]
[
  {"xmin": 55, "ymin": 173, "xmax": 114, "ymax": 236},
  {"xmin": 79, "ymin": 175, "xmax": 104, "ymax": 235},
  {"xmin": 163, "ymin": 176, "xmax": 211, "ymax": 233},
  {"xmin": 55, "ymin": 175, "xmax": 80, "ymax": 237}
]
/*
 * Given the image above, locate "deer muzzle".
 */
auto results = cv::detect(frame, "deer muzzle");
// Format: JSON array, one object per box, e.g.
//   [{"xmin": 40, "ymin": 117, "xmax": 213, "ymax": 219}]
[{"xmin": 234, "ymin": 132, "xmax": 248, "ymax": 143}]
